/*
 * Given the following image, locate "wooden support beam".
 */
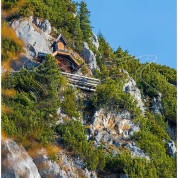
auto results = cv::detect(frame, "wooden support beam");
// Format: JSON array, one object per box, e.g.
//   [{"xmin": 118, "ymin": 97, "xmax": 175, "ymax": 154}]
[
  {"xmin": 70, "ymin": 84, "xmax": 96, "ymax": 92},
  {"xmin": 68, "ymin": 78, "xmax": 98, "ymax": 87},
  {"xmin": 61, "ymin": 72, "xmax": 100, "ymax": 82}
]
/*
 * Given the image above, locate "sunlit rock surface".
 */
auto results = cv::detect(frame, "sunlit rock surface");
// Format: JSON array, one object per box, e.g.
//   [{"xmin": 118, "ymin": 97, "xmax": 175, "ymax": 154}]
[{"xmin": 2, "ymin": 137, "xmax": 41, "ymax": 178}]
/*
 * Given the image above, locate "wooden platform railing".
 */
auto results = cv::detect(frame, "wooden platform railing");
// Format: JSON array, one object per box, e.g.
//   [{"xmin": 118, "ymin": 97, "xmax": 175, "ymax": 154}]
[{"xmin": 61, "ymin": 72, "xmax": 100, "ymax": 91}]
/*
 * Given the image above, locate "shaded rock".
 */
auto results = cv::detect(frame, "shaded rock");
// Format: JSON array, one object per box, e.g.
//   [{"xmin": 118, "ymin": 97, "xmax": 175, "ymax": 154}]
[
  {"xmin": 167, "ymin": 140, "xmax": 177, "ymax": 156},
  {"xmin": 122, "ymin": 130, "xmax": 129, "ymax": 138},
  {"xmin": 89, "ymin": 127, "xmax": 95, "ymax": 136},
  {"xmin": 40, "ymin": 19, "xmax": 51, "ymax": 34},
  {"xmin": 113, "ymin": 140, "xmax": 121, "ymax": 148},
  {"xmin": 84, "ymin": 168, "xmax": 97, "ymax": 178},
  {"xmin": 32, "ymin": 17, "xmax": 40, "ymax": 27},
  {"xmin": 119, "ymin": 110, "xmax": 132, "ymax": 120},
  {"xmin": 2, "ymin": 137, "xmax": 41, "ymax": 178},
  {"xmin": 151, "ymin": 95, "xmax": 163, "ymax": 115},
  {"xmin": 125, "ymin": 142, "xmax": 150, "ymax": 160},
  {"xmin": 103, "ymin": 133, "xmax": 112, "ymax": 143},
  {"xmin": 81, "ymin": 42, "xmax": 97, "ymax": 71},
  {"xmin": 11, "ymin": 54, "xmax": 40, "ymax": 71},
  {"xmin": 168, "ymin": 122, "xmax": 177, "ymax": 140},
  {"xmin": 128, "ymin": 125, "xmax": 140, "ymax": 136},
  {"xmin": 102, "ymin": 174, "xmax": 118, "ymax": 178},
  {"xmin": 120, "ymin": 174, "xmax": 129, "ymax": 178},
  {"xmin": 115, "ymin": 119, "xmax": 131, "ymax": 135},
  {"xmin": 95, "ymin": 130, "xmax": 104, "ymax": 142}
]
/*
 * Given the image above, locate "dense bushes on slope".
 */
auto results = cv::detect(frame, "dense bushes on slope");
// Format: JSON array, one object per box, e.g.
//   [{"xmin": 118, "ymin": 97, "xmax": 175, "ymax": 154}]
[
  {"xmin": 56, "ymin": 120, "xmax": 106, "ymax": 171},
  {"xmin": 133, "ymin": 115, "xmax": 176, "ymax": 178},
  {"xmin": 56, "ymin": 119, "xmax": 176, "ymax": 177},
  {"xmin": 96, "ymin": 34, "xmax": 176, "ymax": 124},
  {"xmin": 92, "ymin": 79, "xmax": 141, "ymax": 118},
  {"xmin": 1, "ymin": 0, "xmax": 176, "ymax": 177},
  {"xmin": 2, "ymin": 55, "xmax": 80, "ymax": 145}
]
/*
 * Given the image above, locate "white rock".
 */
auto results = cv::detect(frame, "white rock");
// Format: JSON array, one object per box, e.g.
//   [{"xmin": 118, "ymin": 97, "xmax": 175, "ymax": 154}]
[
  {"xmin": 81, "ymin": 42, "xmax": 97, "ymax": 71},
  {"xmin": 123, "ymin": 76, "xmax": 145, "ymax": 115},
  {"xmin": 125, "ymin": 142, "xmax": 150, "ymax": 160},
  {"xmin": 167, "ymin": 140, "xmax": 177, "ymax": 156},
  {"xmin": 11, "ymin": 18, "xmax": 53, "ymax": 61},
  {"xmin": 2, "ymin": 138, "xmax": 41, "ymax": 178},
  {"xmin": 91, "ymin": 33, "xmax": 99, "ymax": 50}
]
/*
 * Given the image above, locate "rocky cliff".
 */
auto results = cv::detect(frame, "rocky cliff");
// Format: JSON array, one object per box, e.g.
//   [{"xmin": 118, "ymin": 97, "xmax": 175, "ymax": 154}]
[
  {"xmin": 2, "ymin": 137, "xmax": 41, "ymax": 178},
  {"xmin": 2, "ymin": 136, "xmax": 98, "ymax": 178}
]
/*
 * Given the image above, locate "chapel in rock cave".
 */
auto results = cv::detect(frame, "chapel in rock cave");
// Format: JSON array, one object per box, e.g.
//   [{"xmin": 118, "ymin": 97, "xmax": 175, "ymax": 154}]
[{"xmin": 38, "ymin": 34, "xmax": 81, "ymax": 73}]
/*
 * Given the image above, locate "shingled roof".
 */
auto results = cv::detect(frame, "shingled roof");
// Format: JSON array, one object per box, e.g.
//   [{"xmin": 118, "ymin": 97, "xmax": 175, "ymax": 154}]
[{"xmin": 55, "ymin": 33, "xmax": 68, "ymax": 45}]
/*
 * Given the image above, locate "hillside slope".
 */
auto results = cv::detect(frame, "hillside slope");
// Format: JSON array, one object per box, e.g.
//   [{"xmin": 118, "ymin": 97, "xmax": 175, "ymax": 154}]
[{"xmin": 2, "ymin": 1, "xmax": 177, "ymax": 178}]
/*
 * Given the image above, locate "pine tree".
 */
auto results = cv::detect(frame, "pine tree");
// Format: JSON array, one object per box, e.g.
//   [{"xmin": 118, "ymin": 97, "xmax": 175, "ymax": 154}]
[
  {"xmin": 73, "ymin": 16, "xmax": 83, "ymax": 51},
  {"xmin": 78, "ymin": 1, "xmax": 92, "ymax": 42}
]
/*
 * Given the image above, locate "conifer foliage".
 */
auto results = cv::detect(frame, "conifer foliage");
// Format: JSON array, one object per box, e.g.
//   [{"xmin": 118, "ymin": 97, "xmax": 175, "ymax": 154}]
[{"xmin": 1, "ymin": 1, "xmax": 177, "ymax": 177}]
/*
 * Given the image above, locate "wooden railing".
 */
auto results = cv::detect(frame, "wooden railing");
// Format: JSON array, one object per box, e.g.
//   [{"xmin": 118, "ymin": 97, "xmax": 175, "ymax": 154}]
[{"xmin": 61, "ymin": 72, "xmax": 100, "ymax": 91}]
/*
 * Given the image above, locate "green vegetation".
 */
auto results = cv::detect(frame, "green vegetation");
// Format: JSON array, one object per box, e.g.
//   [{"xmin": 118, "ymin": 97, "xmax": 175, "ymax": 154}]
[
  {"xmin": 56, "ymin": 120, "xmax": 105, "ymax": 171},
  {"xmin": 133, "ymin": 115, "xmax": 176, "ymax": 178},
  {"xmin": 56, "ymin": 119, "xmax": 176, "ymax": 177},
  {"xmin": 2, "ymin": 22, "xmax": 24, "ymax": 62},
  {"xmin": 2, "ymin": 55, "xmax": 79, "ymax": 144},
  {"xmin": 2, "ymin": 38, "xmax": 21, "ymax": 52},
  {"xmin": 93, "ymin": 79, "xmax": 140, "ymax": 118},
  {"xmin": 2, "ymin": 1, "xmax": 176, "ymax": 177}
]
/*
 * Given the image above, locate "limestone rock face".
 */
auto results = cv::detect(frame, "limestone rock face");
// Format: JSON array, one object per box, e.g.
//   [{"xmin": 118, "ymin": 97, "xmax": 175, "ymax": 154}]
[
  {"xmin": 33, "ymin": 147, "xmax": 98, "ymax": 178},
  {"xmin": 91, "ymin": 109, "xmax": 139, "ymax": 137},
  {"xmin": 81, "ymin": 42, "xmax": 97, "ymax": 71},
  {"xmin": 89, "ymin": 109, "xmax": 149, "ymax": 159},
  {"xmin": 91, "ymin": 33, "xmax": 99, "ymax": 50},
  {"xmin": 2, "ymin": 138, "xmax": 41, "ymax": 178},
  {"xmin": 123, "ymin": 76, "xmax": 145, "ymax": 115},
  {"xmin": 167, "ymin": 140, "xmax": 177, "ymax": 156},
  {"xmin": 84, "ymin": 168, "xmax": 97, "ymax": 178},
  {"xmin": 2, "ymin": 137, "xmax": 98, "ymax": 178},
  {"xmin": 40, "ymin": 19, "xmax": 51, "ymax": 34},
  {"xmin": 34, "ymin": 154, "xmax": 71, "ymax": 178},
  {"xmin": 125, "ymin": 142, "xmax": 150, "ymax": 160},
  {"xmin": 11, "ymin": 17, "xmax": 53, "ymax": 61}
]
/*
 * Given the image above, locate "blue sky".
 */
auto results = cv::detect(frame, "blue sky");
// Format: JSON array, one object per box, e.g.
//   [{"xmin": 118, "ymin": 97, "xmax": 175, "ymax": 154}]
[{"xmin": 75, "ymin": 0, "xmax": 176, "ymax": 69}]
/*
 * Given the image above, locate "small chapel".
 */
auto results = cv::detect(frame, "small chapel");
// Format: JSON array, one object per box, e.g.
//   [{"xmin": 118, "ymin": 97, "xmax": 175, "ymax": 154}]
[{"xmin": 38, "ymin": 34, "xmax": 81, "ymax": 73}]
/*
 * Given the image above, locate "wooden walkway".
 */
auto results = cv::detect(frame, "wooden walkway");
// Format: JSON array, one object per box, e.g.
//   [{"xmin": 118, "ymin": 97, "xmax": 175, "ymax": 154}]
[{"xmin": 61, "ymin": 72, "xmax": 100, "ymax": 91}]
